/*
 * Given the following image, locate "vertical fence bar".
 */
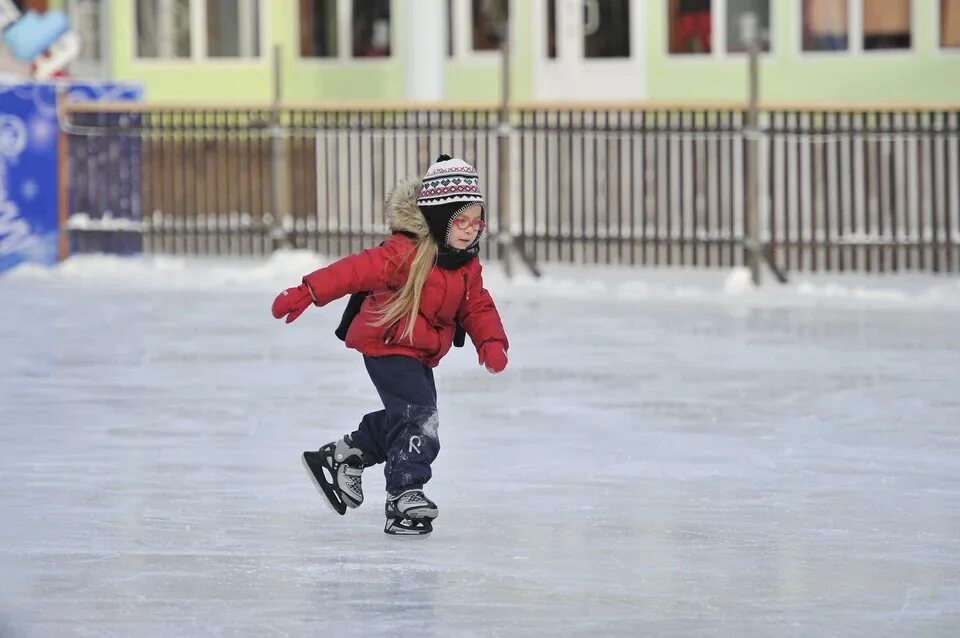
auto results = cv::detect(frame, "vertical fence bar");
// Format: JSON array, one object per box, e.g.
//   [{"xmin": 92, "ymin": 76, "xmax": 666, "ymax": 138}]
[
  {"xmin": 593, "ymin": 110, "xmax": 601, "ymax": 265},
  {"xmin": 915, "ymin": 110, "xmax": 925, "ymax": 271},
  {"xmin": 921, "ymin": 111, "xmax": 933, "ymax": 272},
  {"xmin": 948, "ymin": 112, "xmax": 959, "ymax": 272},
  {"xmin": 614, "ymin": 110, "xmax": 623, "ymax": 265},
  {"xmin": 653, "ymin": 109, "xmax": 663, "ymax": 266},
  {"xmin": 248, "ymin": 110, "xmax": 256, "ymax": 256},
  {"xmin": 562, "ymin": 110, "xmax": 570, "ymax": 262},
  {"xmin": 577, "ymin": 110, "xmax": 585, "ymax": 264},
  {"xmin": 176, "ymin": 110, "xmax": 190, "ymax": 256},
  {"xmin": 812, "ymin": 110, "xmax": 822, "ymax": 271},
  {"xmin": 799, "ymin": 111, "xmax": 812, "ymax": 272},
  {"xmin": 358, "ymin": 109, "xmax": 366, "ymax": 253},
  {"xmin": 882, "ymin": 111, "xmax": 894, "ymax": 272},
  {"xmin": 139, "ymin": 112, "xmax": 149, "ymax": 253},
  {"xmin": 781, "ymin": 111, "xmax": 793, "ymax": 272},
  {"xmin": 727, "ymin": 110, "xmax": 737, "ymax": 267},
  {"xmin": 640, "ymin": 109, "xmax": 649, "ymax": 266},
  {"xmin": 708, "ymin": 109, "xmax": 719, "ymax": 268},
  {"xmin": 893, "ymin": 111, "xmax": 906, "ymax": 272},
  {"xmin": 823, "ymin": 111, "xmax": 836, "ymax": 271},
  {"xmin": 934, "ymin": 110, "xmax": 946, "ymax": 273},
  {"xmin": 677, "ymin": 109, "xmax": 687, "ymax": 266},
  {"xmin": 164, "ymin": 109, "xmax": 176, "ymax": 254},
  {"xmin": 632, "ymin": 110, "xmax": 639, "ymax": 265}
]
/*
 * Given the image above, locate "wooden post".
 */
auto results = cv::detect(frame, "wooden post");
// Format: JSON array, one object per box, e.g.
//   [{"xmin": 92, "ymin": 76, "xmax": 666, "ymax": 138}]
[{"xmin": 57, "ymin": 89, "xmax": 69, "ymax": 262}]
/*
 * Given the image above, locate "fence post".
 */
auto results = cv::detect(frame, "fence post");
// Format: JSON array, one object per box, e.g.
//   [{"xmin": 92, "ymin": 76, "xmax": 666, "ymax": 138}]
[
  {"xmin": 498, "ymin": 30, "xmax": 512, "ymax": 275},
  {"xmin": 497, "ymin": 23, "xmax": 540, "ymax": 279},
  {"xmin": 740, "ymin": 14, "xmax": 787, "ymax": 285},
  {"xmin": 269, "ymin": 44, "xmax": 292, "ymax": 250},
  {"xmin": 743, "ymin": 13, "xmax": 761, "ymax": 286},
  {"xmin": 57, "ymin": 87, "xmax": 70, "ymax": 262}
]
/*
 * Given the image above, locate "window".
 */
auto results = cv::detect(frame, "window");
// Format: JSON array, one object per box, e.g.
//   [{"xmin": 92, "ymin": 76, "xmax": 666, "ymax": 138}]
[
  {"xmin": 863, "ymin": 0, "xmax": 910, "ymax": 50},
  {"xmin": 206, "ymin": 0, "xmax": 260, "ymax": 57},
  {"xmin": 298, "ymin": 0, "xmax": 392, "ymax": 59},
  {"xmin": 584, "ymin": 0, "xmax": 630, "ymax": 58},
  {"xmin": 669, "ymin": 0, "xmax": 712, "ymax": 54},
  {"xmin": 352, "ymin": 0, "xmax": 390, "ymax": 57},
  {"xmin": 69, "ymin": 0, "xmax": 102, "ymax": 62},
  {"xmin": 944, "ymin": 0, "xmax": 960, "ymax": 48},
  {"xmin": 801, "ymin": 0, "xmax": 848, "ymax": 52},
  {"xmin": 725, "ymin": 0, "xmax": 770, "ymax": 52},
  {"xmin": 447, "ymin": 0, "xmax": 508, "ymax": 58},
  {"xmin": 136, "ymin": 0, "xmax": 262, "ymax": 59},
  {"xmin": 300, "ymin": 0, "xmax": 338, "ymax": 57},
  {"xmin": 472, "ymin": 0, "xmax": 507, "ymax": 51},
  {"xmin": 136, "ymin": 0, "xmax": 191, "ymax": 58}
]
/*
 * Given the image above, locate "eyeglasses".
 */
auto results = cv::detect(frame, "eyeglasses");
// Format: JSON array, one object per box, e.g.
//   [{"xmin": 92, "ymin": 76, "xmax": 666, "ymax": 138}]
[{"xmin": 452, "ymin": 216, "xmax": 487, "ymax": 232}]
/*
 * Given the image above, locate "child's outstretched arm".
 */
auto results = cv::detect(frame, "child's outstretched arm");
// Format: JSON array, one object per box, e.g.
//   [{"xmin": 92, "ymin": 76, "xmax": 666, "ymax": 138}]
[
  {"xmin": 271, "ymin": 241, "xmax": 404, "ymax": 324},
  {"xmin": 458, "ymin": 263, "xmax": 509, "ymax": 374}
]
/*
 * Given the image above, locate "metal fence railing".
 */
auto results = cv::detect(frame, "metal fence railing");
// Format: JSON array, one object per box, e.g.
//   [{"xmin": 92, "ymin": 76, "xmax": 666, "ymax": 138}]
[
  {"xmin": 60, "ymin": 102, "xmax": 960, "ymax": 274},
  {"xmin": 766, "ymin": 110, "xmax": 959, "ymax": 273}
]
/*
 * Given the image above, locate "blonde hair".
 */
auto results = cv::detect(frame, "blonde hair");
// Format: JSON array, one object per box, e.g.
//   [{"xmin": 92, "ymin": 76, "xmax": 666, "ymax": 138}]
[{"xmin": 370, "ymin": 235, "xmax": 438, "ymax": 343}]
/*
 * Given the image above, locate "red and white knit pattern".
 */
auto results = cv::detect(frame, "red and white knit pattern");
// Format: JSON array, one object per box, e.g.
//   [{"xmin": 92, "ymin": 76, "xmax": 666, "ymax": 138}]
[{"xmin": 417, "ymin": 158, "xmax": 485, "ymax": 207}]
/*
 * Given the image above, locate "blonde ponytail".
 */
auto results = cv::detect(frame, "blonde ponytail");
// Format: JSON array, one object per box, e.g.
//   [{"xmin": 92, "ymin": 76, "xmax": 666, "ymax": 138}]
[{"xmin": 370, "ymin": 236, "xmax": 438, "ymax": 343}]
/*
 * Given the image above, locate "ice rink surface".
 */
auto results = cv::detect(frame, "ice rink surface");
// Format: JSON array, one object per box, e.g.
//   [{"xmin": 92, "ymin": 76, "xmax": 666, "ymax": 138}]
[{"xmin": 1, "ymin": 255, "xmax": 959, "ymax": 637}]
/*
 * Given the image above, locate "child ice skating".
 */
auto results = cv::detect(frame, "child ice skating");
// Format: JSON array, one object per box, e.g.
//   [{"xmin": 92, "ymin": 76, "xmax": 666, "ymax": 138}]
[{"xmin": 271, "ymin": 155, "xmax": 509, "ymax": 537}]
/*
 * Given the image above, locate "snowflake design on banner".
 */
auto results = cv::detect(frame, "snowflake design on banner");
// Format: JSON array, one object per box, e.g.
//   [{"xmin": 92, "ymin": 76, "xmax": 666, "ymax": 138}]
[
  {"xmin": 0, "ymin": 113, "xmax": 42, "ymax": 258},
  {"xmin": 20, "ymin": 178, "xmax": 38, "ymax": 201}
]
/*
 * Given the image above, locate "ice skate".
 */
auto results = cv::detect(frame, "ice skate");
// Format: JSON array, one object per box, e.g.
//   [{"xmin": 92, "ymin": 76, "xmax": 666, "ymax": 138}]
[
  {"xmin": 384, "ymin": 489, "xmax": 438, "ymax": 537},
  {"xmin": 302, "ymin": 436, "xmax": 366, "ymax": 515}
]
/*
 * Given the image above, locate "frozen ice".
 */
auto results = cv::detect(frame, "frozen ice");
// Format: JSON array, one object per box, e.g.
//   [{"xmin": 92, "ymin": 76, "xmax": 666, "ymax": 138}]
[{"xmin": 1, "ymin": 255, "xmax": 959, "ymax": 636}]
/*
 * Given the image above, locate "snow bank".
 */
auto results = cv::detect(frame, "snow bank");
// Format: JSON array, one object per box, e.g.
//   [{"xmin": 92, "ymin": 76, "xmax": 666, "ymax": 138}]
[{"xmin": 5, "ymin": 250, "xmax": 960, "ymax": 311}]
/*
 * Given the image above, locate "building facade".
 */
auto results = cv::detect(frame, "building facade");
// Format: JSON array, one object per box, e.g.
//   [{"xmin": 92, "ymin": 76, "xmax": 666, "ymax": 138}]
[{"xmin": 52, "ymin": 0, "xmax": 960, "ymax": 104}]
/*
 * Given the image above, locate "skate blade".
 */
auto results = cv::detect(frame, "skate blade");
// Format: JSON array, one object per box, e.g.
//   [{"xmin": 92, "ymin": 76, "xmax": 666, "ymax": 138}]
[
  {"xmin": 384, "ymin": 506, "xmax": 438, "ymax": 520},
  {"xmin": 406, "ymin": 508, "xmax": 438, "ymax": 520},
  {"xmin": 384, "ymin": 518, "xmax": 432, "ymax": 538},
  {"xmin": 302, "ymin": 452, "xmax": 347, "ymax": 516}
]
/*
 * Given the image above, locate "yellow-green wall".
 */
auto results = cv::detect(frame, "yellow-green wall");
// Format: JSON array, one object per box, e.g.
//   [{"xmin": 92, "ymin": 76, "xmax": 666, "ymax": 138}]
[
  {"xmin": 104, "ymin": 0, "xmax": 959, "ymax": 105},
  {"xmin": 109, "ymin": 0, "xmax": 533, "ymax": 104}
]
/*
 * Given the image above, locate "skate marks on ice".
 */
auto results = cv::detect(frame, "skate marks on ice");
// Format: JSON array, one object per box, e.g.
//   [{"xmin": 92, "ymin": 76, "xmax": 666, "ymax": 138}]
[{"xmin": 0, "ymin": 280, "xmax": 959, "ymax": 634}]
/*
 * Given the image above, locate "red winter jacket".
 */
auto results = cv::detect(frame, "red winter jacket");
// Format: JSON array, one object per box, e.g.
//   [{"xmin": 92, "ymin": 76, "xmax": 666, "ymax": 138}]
[{"xmin": 302, "ymin": 232, "xmax": 508, "ymax": 368}]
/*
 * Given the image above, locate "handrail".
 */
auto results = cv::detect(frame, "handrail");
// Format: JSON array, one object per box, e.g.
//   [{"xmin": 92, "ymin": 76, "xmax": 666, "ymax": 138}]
[{"xmin": 60, "ymin": 100, "xmax": 960, "ymax": 114}]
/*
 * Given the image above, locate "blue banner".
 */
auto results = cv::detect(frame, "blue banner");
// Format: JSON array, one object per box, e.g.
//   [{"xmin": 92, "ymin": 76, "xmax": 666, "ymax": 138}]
[{"xmin": 0, "ymin": 81, "xmax": 142, "ymax": 273}]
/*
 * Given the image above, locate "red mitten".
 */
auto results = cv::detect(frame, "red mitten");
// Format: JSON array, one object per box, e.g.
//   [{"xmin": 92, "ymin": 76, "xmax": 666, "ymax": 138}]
[
  {"xmin": 478, "ymin": 342, "xmax": 508, "ymax": 374},
  {"xmin": 271, "ymin": 284, "xmax": 313, "ymax": 324}
]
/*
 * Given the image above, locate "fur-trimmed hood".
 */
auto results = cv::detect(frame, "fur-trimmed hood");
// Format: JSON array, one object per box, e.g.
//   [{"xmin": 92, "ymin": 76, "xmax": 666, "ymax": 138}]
[{"xmin": 384, "ymin": 178, "xmax": 429, "ymax": 238}]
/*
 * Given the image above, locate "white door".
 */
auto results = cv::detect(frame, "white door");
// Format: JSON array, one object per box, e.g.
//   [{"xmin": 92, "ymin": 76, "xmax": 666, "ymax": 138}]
[{"xmin": 535, "ymin": 0, "xmax": 645, "ymax": 101}]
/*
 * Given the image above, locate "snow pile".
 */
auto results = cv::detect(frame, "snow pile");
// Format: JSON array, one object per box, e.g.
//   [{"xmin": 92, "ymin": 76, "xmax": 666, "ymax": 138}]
[
  {"xmin": 5, "ymin": 249, "xmax": 960, "ymax": 311},
  {"xmin": 5, "ymin": 250, "xmax": 329, "ymax": 291}
]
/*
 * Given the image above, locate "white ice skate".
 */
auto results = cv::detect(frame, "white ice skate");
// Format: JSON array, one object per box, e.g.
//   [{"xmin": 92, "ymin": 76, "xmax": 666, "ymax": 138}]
[{"xmin": 384, "ymin": 489, "xmax": 438, "ymax": 537}]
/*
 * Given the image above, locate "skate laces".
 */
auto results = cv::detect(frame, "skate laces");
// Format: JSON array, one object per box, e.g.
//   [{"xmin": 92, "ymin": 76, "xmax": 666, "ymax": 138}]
[
  {"xmin": 341, "ymin": 465, "xmax": 363, "ymax": 494},
  {"xmin": 397, "ymin": 490, "xmax": 429, "ymax": 507}
]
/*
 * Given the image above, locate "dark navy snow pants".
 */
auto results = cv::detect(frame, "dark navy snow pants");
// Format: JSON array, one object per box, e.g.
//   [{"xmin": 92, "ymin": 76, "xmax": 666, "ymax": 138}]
[{"xmin": 347, "ymin": 355, "xmax": 440, "ymax": 496}]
